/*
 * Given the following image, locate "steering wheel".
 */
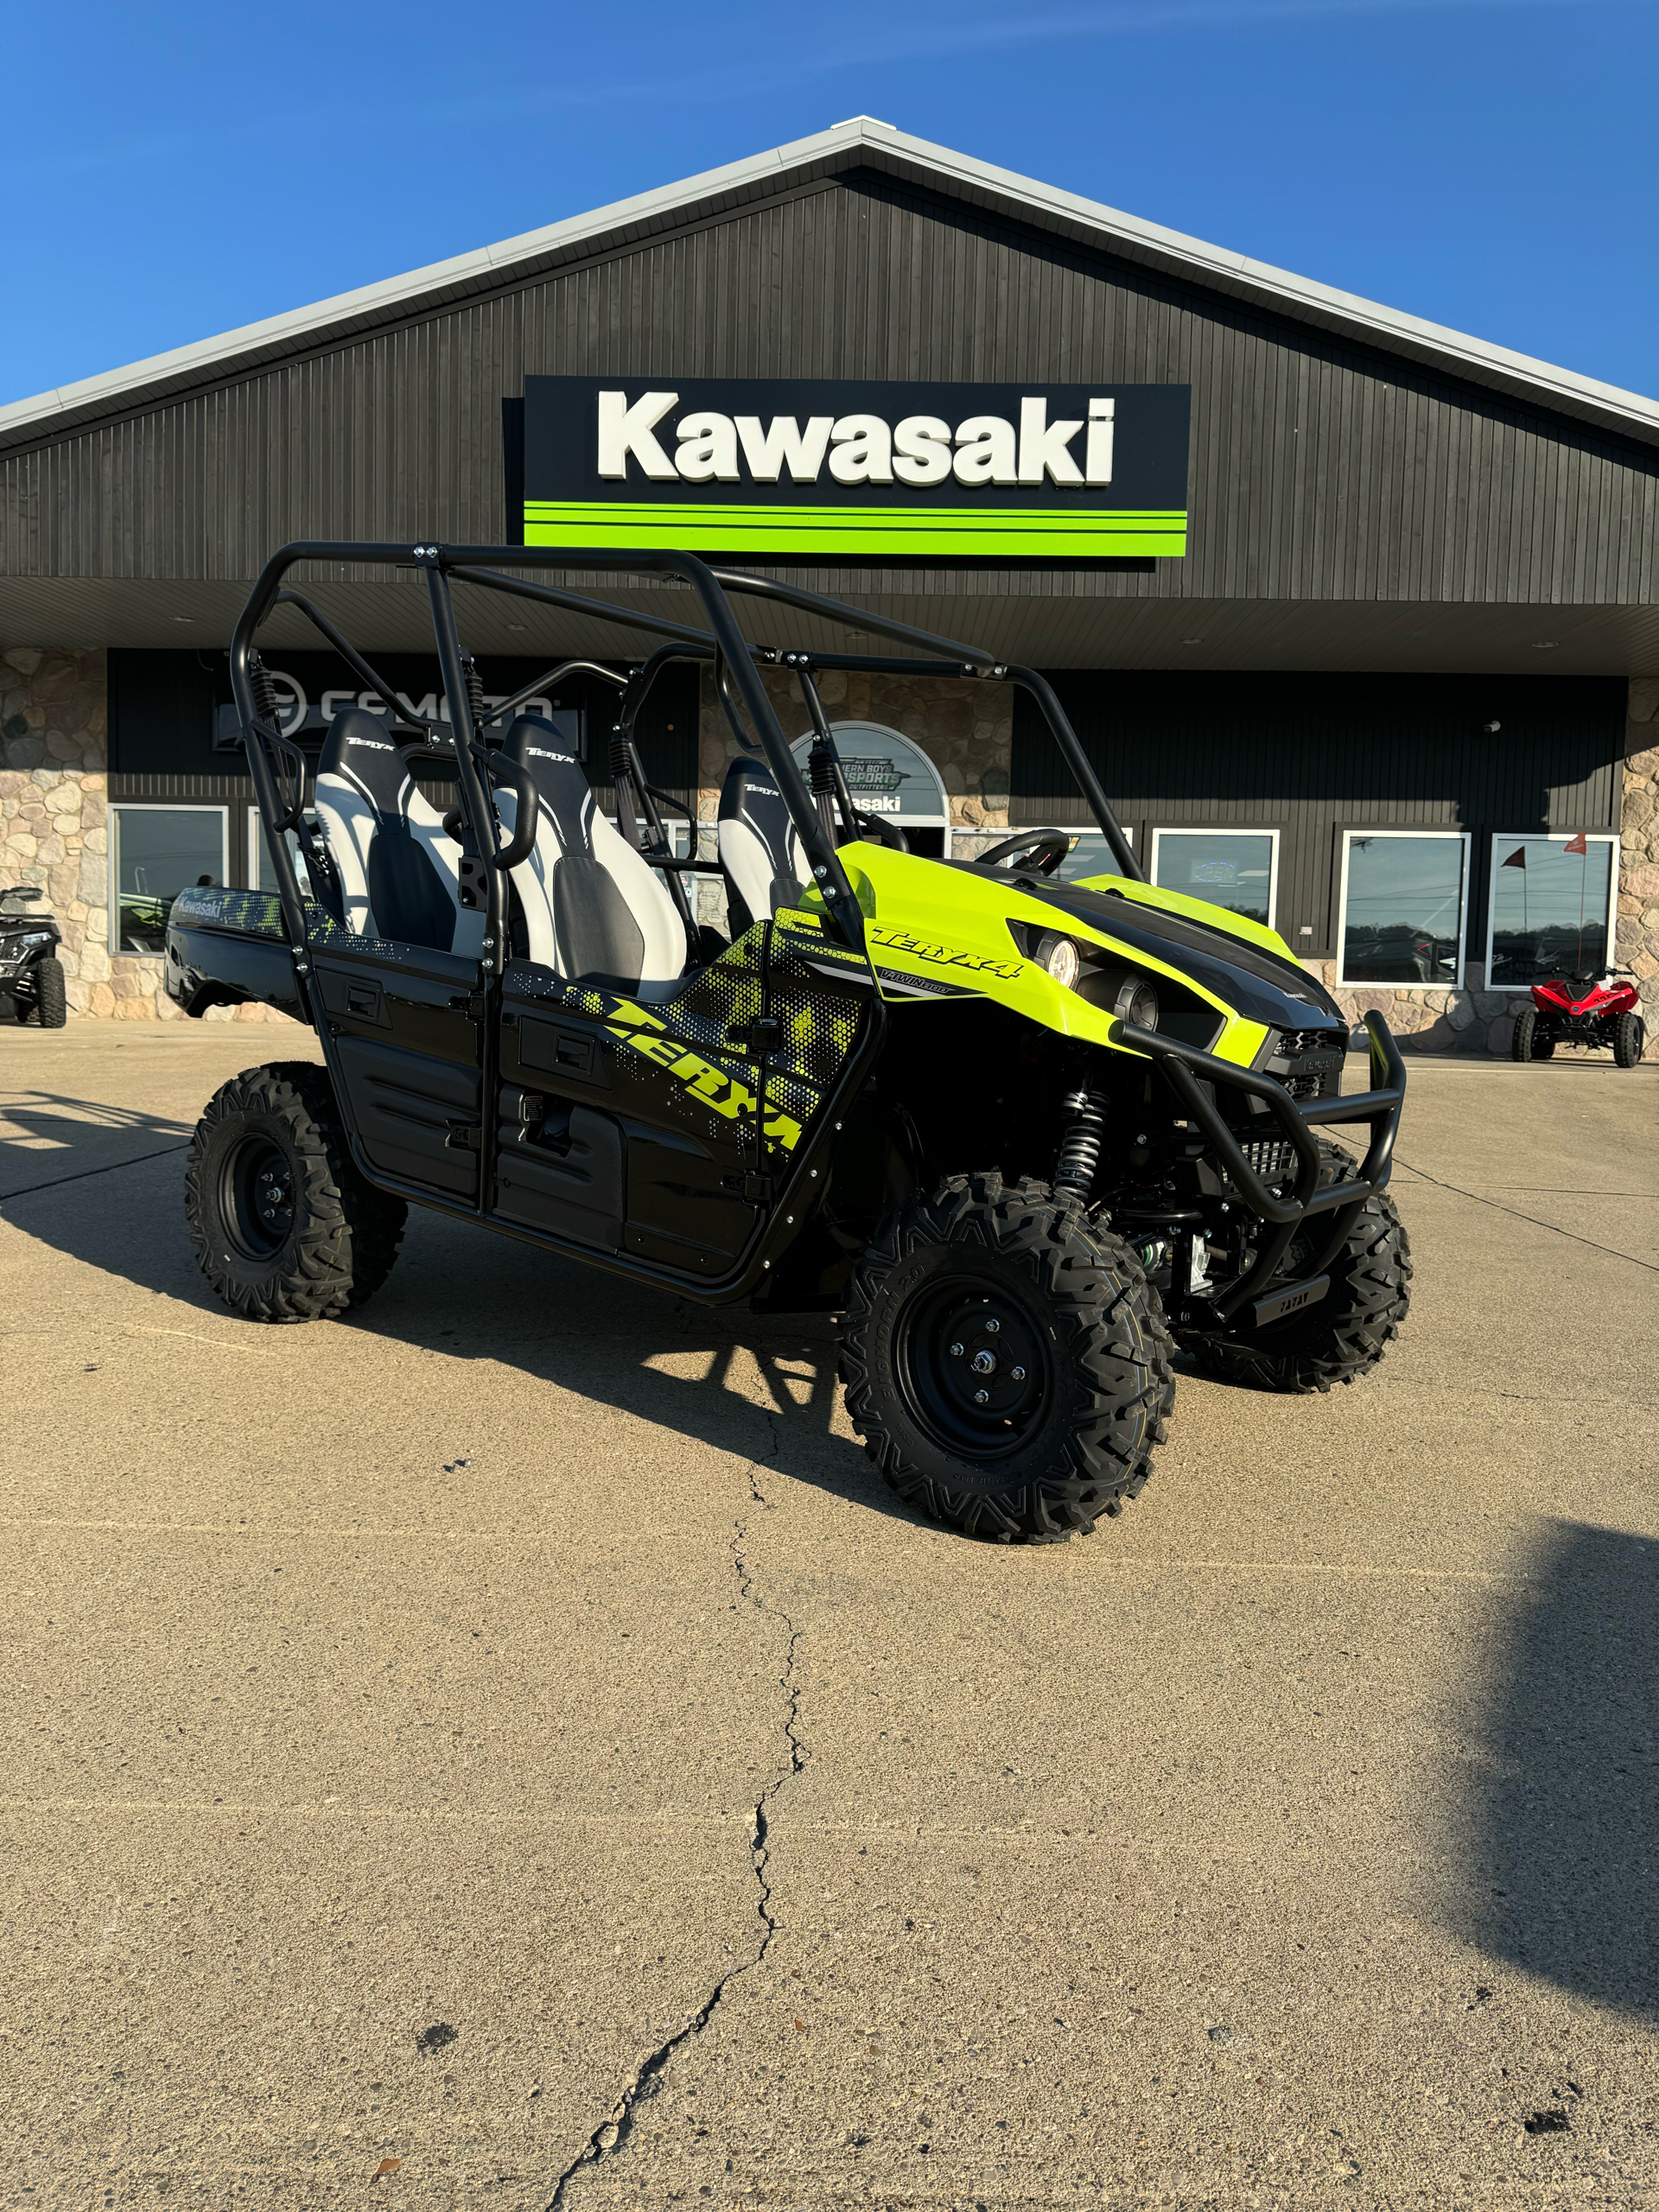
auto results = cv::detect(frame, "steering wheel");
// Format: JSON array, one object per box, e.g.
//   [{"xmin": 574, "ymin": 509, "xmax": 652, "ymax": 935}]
[{"xmin": 973, "ymin": 830, "xmax": 1071, "ymax": 876}]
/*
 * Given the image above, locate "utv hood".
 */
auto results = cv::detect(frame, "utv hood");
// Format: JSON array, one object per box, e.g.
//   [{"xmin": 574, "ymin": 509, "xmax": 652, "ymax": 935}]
[{"xmin": 985, "ymin": 873, "xmax": 1346, "ymax": 1037}]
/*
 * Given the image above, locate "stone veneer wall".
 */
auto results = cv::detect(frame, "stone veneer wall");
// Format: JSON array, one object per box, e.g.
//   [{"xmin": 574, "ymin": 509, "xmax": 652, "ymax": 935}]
[
  {"xmin": 1618, "ymin": 681, "xmax": 1659, "ymax": 1058},
  {"xmin": 0, "ymin": 645, "xmax": 288, "ymax": 1022}
]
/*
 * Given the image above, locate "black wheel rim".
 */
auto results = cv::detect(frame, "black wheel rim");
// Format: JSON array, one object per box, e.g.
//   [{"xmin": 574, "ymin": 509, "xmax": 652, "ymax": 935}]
[
  {"xmin": 219, "ymin": 1134, "xmax": 297, "ymax": 1262},
  {"xmin": 892, "ymin": 1273, "xmax": 1052, "ymax": 1464}
]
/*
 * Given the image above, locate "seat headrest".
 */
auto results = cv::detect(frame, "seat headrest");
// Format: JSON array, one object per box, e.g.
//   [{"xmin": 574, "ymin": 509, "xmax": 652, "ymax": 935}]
[
  {"xmin": 719, "ymin": 756, "xmax": 783, "ymax": 812},
  {"xmin": 502, "ymin": 715, "xmax": 588, "ymax": 797},
  {"xmin": 316, "ymin": 708, "xmax": 408, "ymax": 812}
]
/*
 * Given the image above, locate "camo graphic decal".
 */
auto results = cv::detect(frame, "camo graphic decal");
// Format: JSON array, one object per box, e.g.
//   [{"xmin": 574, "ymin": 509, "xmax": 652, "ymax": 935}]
[{"xmin": 510, "ymin": 921, "xmax": 868, "ymax": 1158}]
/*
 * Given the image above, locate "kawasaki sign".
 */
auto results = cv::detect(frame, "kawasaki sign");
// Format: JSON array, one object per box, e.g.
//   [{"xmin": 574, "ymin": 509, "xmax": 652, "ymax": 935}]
[{"xmin": 521, "ymin": 377, "xmax": 1190, "ymax": 559}]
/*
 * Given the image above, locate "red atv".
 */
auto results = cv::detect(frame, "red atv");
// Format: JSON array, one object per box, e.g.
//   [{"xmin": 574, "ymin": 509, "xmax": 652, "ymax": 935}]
[{"xmin": 1512, "ymin": 969, "xmax": 1646, "ymax": 1067}]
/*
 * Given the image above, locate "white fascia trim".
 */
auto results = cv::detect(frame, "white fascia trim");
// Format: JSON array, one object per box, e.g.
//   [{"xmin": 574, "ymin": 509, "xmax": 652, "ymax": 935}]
[{"xmin": 4, "ymin": 118, "xmax": 1657, "ymax": 446}]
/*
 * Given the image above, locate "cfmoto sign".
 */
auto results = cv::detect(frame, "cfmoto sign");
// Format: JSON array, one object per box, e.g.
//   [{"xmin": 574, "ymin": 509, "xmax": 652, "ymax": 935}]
[{"xmin": 521, "ymin": 377, "xmax": 1190, "ymax": 558}]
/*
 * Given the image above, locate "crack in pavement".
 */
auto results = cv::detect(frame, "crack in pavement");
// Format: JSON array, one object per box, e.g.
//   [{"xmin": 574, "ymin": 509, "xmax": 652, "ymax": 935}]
[{"xmin": 544, "ymin": 1404, "xmax": 804, "ymax": 2211}]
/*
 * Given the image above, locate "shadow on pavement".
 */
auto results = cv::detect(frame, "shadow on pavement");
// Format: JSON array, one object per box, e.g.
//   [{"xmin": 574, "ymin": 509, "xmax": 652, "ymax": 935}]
[
  {"xmin": 3, "ymin": 1149, "xmax": 929, "ymax": 1531},
  {"xmin": 0, "ymin": 1091, "xmax": 194, "ymax": 1198},
  {"xmin": 1444, "ymin": 1519, "xmax": 1659, "ymax": 2018}
]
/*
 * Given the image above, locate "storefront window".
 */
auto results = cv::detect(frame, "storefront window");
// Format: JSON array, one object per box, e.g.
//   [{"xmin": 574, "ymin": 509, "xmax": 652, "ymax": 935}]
[
  {"xmin": 1486, "ymin": 833, "xmax": 1617, "ymax": 985},
  {"xmin": 1002, "ymin": 827, "xmax": 1133, "ymax": 882},
  {"xmin": 249, "ymin": 808, "xmax": 315, "ymax": 899},
  {"xmin": 1338, "ymin": 831, "xmax": 1468, "ymax": 986},
  {"xmin": 1153, "ymin": 829, "xmax": 1276, "ymax": 925},
  {"xmin": 111, "ymin": 806, "xmax": 227, "ymax": 954}
]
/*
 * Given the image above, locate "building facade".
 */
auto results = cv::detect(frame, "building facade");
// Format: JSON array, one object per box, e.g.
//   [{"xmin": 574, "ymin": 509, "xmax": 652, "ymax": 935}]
[{"xmin": 3, "ymin": 120, "xmax": 1656, "ymax": 1048}]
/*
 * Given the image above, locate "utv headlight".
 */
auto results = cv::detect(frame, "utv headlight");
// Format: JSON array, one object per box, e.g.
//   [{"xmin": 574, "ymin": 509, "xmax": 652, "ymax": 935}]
[
  {"xmin": 1104, "ymin": 971, "xmax": 1160, "ymax": 1028},
  {"xmin": 1033, "ymin": 931, "xmax": 1081, "ymax": 991}
]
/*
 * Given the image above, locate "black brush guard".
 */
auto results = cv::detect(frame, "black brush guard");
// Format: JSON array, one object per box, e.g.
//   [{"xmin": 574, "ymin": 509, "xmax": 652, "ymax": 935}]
[{"xmin": 1111, "ymin": 1009, "xmax": 1406, "ymax": 1330}]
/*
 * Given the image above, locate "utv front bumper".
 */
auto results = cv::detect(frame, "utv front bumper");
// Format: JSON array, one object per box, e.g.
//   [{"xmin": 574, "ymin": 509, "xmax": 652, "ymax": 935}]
[{"xmin": 1110, "ymin": 1009, "xmax": 1407, "ymax": 1330}]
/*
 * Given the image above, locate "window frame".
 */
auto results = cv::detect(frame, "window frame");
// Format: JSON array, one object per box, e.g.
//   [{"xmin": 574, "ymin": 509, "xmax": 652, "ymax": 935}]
[
  {"xmin": 1149, "ymin": 824, "xmax": 1280, "ymax": 932},
  {"xmin": 1006, "ymin": 823, "xmax": 1132, "ymax": 880},
  {"xmin": 1335, "ymin": 827, "xmax": 1472, "ymax": 992},
  {"xmin": 247, "ymin": 804, "xmax": 320, "ymax": 896},
  {"xmin": 1483, "ymin": 831, "xmax": 1621, "ymax": 991},
  {"xmin": 109, "ymin": 802, "xmax": 230, "ymax": 957}
]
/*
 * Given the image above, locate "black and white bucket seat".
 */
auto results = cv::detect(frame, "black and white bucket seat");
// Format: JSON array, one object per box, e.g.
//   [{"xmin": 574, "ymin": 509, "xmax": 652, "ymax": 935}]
[
  {"xmin": 313, "ymin": 707, "xmax": 483, "ymax": 956},
  {"xmin": 498, "ymin": 717, "xmax": 685, "ymax": 995},
  {"xmin": 717, "ymin": 757, "xmax": 808, "ymax": 931}
]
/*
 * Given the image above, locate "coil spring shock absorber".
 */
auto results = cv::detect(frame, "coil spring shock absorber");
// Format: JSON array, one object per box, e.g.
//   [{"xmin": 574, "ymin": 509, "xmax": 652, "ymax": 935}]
[
  {"xmin": 248, "ymin": 651, "xmax": 282, "ymax": 730},
  {"xmin": 807, "ymin": 734, "xmax": 839, "ymax": 840},
  {"xmin": 1054, "ymin": 1084, "xmax": 1107, "ymax": 1201},
  {"xmin": 461, "ymin": 652, "xmax": 488, "ymax": 739}
]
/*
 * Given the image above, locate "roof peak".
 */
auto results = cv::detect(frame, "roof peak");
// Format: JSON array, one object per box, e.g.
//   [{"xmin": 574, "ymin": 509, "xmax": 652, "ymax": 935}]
[{"xmin": 3, "ymin": 117, "xmax": 1656, "ymax": 452}]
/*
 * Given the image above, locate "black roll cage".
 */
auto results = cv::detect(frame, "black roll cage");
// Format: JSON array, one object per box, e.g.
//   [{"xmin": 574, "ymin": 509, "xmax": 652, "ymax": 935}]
[
  {"xmin": 226, "ymin": 542, "xmax": 1402, "ymax": 1319},
  {"xmin": 230, "ymin": 540, "xmax": 1142, "ymax": 975}
]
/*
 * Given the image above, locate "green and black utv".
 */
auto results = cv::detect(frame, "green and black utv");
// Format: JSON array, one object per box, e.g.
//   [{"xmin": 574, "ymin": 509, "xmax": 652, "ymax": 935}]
[{"xmin": 168, "ymin": 543, "xmax": 1409, "ymax": 1542}]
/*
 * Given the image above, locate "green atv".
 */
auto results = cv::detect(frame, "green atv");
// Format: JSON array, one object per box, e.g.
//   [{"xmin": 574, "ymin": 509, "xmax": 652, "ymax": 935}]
[{"xmin": 167, "ymin": 543, "xmax": 1409, "ymax": 1542}]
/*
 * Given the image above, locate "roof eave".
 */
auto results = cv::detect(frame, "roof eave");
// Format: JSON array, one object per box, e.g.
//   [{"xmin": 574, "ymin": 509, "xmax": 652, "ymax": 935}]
[{"xmin": 3, "ymin": 117, "xmax": 1656, "ymax": 455}]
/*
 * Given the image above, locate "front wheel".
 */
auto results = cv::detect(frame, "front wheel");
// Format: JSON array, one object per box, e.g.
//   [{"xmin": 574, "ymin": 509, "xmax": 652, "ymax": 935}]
[
  {"xmin": 1510, "ymin": 1007, "xmax": 1536, "ymax": 1063},
  {"xmin": 1180, "ymin": 1143, "xmax": 1411, "ymax": 1395},
  {"xmin": 31, "ymin": 956, "xmax": 67, "ymax": 1027},
  {"xmin": 186, "ymin": 1061, "xmax": 406, "ymax": 1321},
  {"xmin": 1613, "ymin": 1010, "xmax": 1645, "ymax": 1069},
  {"xmin": 838, "ymin": 1173, "xmax": 1175, "ymax": 1542}
]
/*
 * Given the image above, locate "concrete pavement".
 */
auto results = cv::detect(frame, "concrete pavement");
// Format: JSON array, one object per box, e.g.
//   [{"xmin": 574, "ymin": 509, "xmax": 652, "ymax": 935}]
[{"xmin": 2, "ymin": 1027, "xmax": 1656, "ymax": 2209}]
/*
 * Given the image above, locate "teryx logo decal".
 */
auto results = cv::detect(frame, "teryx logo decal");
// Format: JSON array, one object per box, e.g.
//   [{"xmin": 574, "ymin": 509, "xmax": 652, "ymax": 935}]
[
  {"xmin": 521, "ymin": 376, "xmax": 1189, "ymax": 560},
  {"xmin": 868, "ymin": 925, "xmax": 1025, "ymax": 981}
]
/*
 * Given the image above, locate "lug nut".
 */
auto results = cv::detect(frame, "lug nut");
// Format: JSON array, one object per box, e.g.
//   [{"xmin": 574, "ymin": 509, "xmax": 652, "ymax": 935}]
[
  {"xmin": 949, "ymin": 1343, "xmax": 963, "ymax": 1357},
  {"xmin": 986, "ymin": 1319, "xmax": 1000, "ymax": 1334},
  {"xmin": 974, "ymin": 1389, "xmax": 989, "ymax": 1405},
  {"xmin": 1011, "ymin": 1365, "xmax": 1027, "ymax": 1381}
]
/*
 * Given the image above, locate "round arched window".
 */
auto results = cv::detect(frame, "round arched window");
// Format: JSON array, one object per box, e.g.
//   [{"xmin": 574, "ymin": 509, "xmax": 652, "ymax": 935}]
[{"xmin": 789, "ymin": 721, "xmax": 953, "ymax": 858}]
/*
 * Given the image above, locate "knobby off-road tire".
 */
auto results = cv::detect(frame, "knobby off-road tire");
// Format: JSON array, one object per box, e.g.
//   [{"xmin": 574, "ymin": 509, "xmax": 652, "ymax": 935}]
[
  {"xmin": 1510, "ymin": 1007, "xmax": 1537, "ymax": 1063},
  {"xmin": 1613, "ymin": 1011, "xmax": 1644, "ymax": 1069},
  {"xmin": 838, "ymin": 1173, "xmax": 1175, "ymax": 1542},
  {"xmin": 1181, "ymin": 1141, "xmax": 1411, "ymax": 1395},
  {"xmin": 30, "ymin": 957, "xmax": 67, "ymax": 1027},
  {"xmin": 186, "ymin": 1061, "xmax": 406, "ymax": 1322}
]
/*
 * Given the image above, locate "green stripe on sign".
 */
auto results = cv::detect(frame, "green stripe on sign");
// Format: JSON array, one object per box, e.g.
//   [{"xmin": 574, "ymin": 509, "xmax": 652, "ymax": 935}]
[{"xmin": 522, "ymin": 501, "xmax": 1187, "ymax": 558}]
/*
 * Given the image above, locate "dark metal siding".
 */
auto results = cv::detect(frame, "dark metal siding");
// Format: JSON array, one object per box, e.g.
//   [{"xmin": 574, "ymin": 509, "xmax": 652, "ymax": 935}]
[
  {"xmin": 1012, "ymin": 671, "xmax": 1629, "ymax": 957},
  {"xmin": 7, "ymin": 172, "xmax": 1657, "ymax": 607}
]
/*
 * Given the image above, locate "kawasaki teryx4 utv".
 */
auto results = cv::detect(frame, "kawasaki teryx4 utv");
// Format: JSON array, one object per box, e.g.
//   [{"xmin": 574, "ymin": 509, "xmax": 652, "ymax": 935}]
[
  {"xmin": 1, "ymin": 884, "xmax": 67, "ymax": 1026},
  {"xmin": 167, "ymin": 543, "xmax": 1409, "ymax": 1542}
]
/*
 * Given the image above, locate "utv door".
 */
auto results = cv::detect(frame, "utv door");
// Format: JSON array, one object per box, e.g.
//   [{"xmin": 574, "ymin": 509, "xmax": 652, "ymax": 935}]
[
  {"xmin": 493, "ymin": 922, "xmax": 867, "ymax": 1281},
  {"xmin": 494, "ymin": 949, "xmax": 766, "ymax": 1275},
  {"xmin": 309, "ymin": 930, "xmax": 484, "ymax": 1202}
]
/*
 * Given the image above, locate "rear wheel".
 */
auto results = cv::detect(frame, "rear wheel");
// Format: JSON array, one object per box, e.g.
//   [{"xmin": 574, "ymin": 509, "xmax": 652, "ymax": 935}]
[
  {"xmin": 839, "ymin": 1173, "xmax": 1174, "ymax": 1542},
  {"xmin": 1613, "ymin": 1010, "xmax": 1644, "ymax": 1069},
  {"xmin": 1180, "ymin": 1143, "xmax": 1411, "ymax": 1395},
  {"xmin": 186, "ymin": 1061, "xmax": 406, "ymax": 1321},
  {"xmin": 31, "ymin": 956, "xmax": 67, "ymax": 1028}
]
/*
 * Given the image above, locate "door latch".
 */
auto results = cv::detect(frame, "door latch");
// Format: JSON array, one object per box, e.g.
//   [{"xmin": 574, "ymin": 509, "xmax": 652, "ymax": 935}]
[
  {"xmin": 721, "ymin": 1172, "xmax": 773, "ymax": 1201},
  {"xmin": 731, "ymin": 1014, "xmax": 782, "ymax": 1054}
]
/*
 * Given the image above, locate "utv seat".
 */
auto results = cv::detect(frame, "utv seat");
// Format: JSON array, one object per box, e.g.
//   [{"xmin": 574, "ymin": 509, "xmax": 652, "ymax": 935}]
[
  {"xmin": 717, "ymin": 757, "xmax": 807, "ymax": 931},
  {"xmin": 313, "ymin": 707, "xmax": 483, "ymax": 956},
  {"xmin": 498, "ymin": 716, "xmax": 685, "ymax": 995}
]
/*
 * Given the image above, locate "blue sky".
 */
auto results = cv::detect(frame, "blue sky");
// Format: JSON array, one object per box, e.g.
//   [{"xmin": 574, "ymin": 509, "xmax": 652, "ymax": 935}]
[{"xmin": 6, "ymin": 0, "xmax": 1656, "ymax": 406}]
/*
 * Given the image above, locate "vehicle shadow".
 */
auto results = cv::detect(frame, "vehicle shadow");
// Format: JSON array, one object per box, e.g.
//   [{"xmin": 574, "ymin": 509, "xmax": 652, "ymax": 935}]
[
  {"xmin": 1440, "ymin": 1518, "xmax": 1659, "ymax": 2018},
  {"xmin": 0, "ymin": 1091, "xmax": 193, "ymax": 1198},
  {"xmin": 3, "ymin": 1158, "xmax": 930, "ymax": 1532}
]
